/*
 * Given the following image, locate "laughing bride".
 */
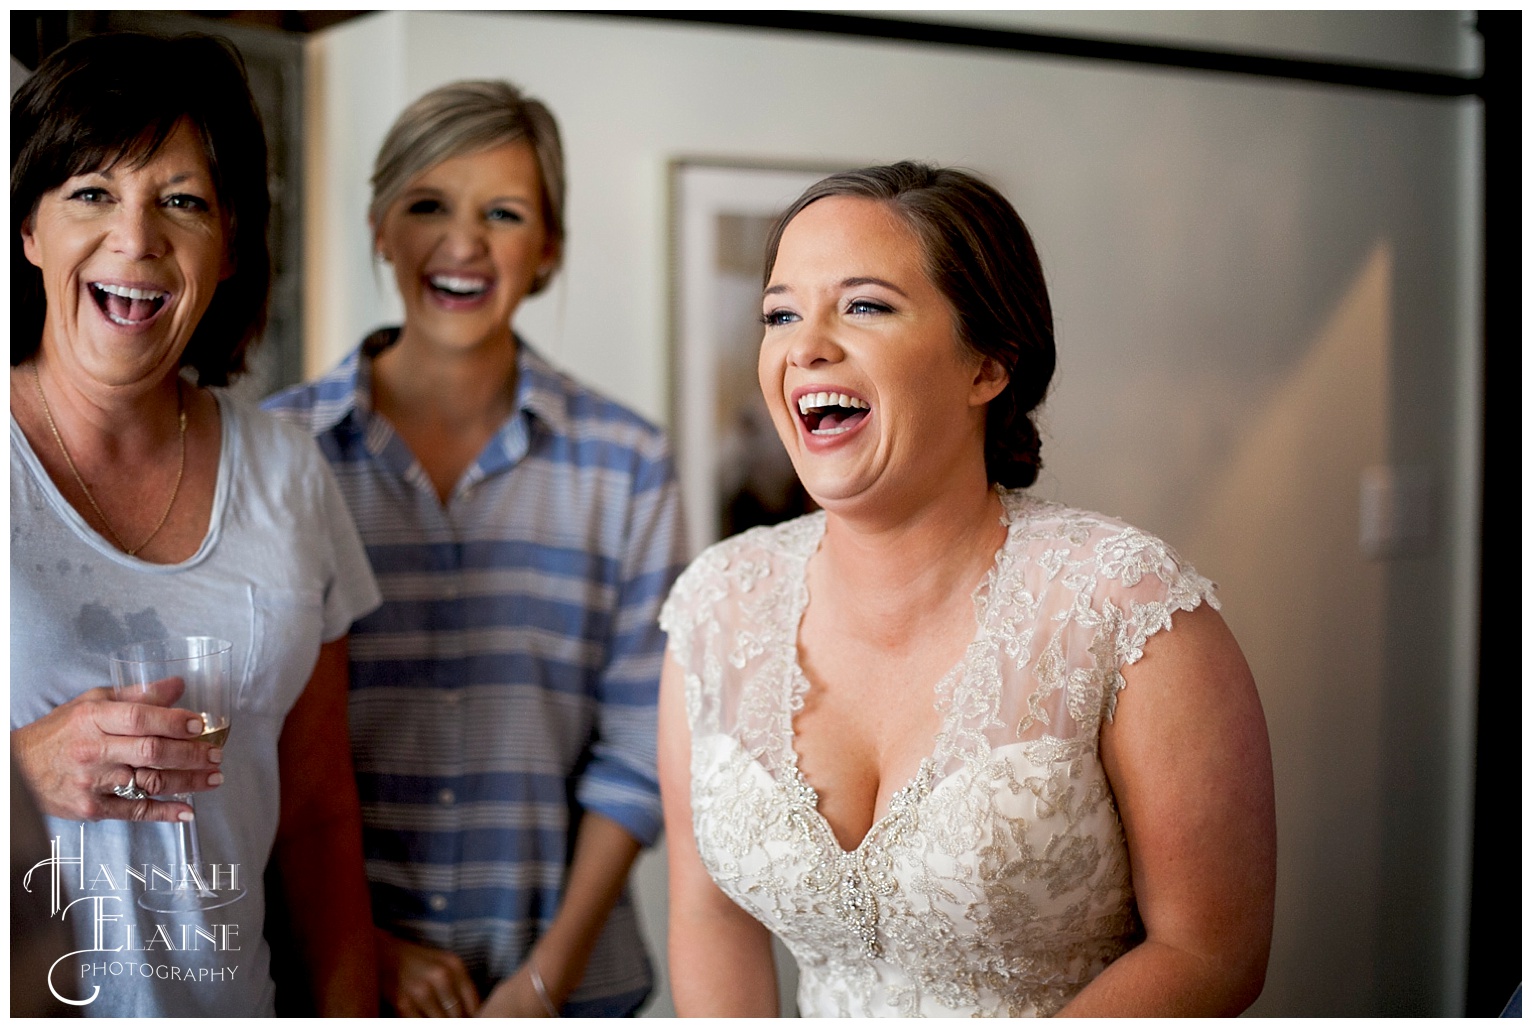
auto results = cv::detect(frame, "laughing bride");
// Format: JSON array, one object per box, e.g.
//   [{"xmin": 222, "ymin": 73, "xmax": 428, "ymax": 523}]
[{"xmin": 658, "ymin": 162, "xmax": 1276, "ymax": 1016}]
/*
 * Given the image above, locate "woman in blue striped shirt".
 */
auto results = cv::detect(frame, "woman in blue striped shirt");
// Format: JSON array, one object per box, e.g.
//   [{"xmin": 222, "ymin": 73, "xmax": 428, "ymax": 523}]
[{"xmin": 267, "ymin": 81, "xmax": 686, "ymax": 1017}]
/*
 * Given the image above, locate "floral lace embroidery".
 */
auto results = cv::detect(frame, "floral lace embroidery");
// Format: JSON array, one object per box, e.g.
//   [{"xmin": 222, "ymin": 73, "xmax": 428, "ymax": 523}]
[{"xmin": 658, "ymin": 490, "xmax": 1218, "ymax": 1017}]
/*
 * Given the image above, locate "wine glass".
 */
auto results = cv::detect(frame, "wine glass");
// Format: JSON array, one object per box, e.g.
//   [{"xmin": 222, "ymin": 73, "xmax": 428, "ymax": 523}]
[{"xmin": 110, "ymin": 636, "xmax": 246, "ymax": 913}]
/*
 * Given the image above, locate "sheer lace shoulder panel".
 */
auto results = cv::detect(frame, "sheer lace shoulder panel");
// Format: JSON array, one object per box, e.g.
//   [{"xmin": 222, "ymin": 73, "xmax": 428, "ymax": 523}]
[
  {"xmin": 658, "ymin": 513, "xmax": 823, "ymax": 764},
  {"xmin": 983, "ymin": 492, "xmax": 1220, "ymax": 738}
]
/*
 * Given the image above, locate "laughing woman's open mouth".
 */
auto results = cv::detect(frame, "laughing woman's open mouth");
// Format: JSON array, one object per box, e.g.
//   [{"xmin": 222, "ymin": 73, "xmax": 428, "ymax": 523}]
[
  {"xmin": 797, "ymin": 390, "xmax": 870, "ymax": 436},
  {"xmin": 91, "ymin": 282, "xmax": 168, "ymax": 326},
  {"xmin": 427, "ymin": 273, "xmax": 491, "ymax": 302}
]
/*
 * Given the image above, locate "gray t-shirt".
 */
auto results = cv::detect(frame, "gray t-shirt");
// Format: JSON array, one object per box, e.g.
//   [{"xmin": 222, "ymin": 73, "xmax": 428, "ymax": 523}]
[{"xmin": 10, "ymin": 392, "xmax": 381, "ymax": 1016}]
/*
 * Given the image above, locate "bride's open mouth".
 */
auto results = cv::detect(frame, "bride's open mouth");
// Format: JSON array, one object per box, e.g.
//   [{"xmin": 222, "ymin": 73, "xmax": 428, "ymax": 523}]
[
  {"xmin": 90, "ymin": 282, "xmax": 168, "ymax": 326},
  {"xmin": 797, "ymin": 390, "xmax": 871, "ymax": 436}
]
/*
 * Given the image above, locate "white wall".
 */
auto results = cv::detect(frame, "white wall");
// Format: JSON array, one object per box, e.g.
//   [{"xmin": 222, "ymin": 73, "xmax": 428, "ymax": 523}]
[
  {"xmin": 888, "ymin": 10, "xmax": 1477, "ymax": 73},
  {"xmin": 304, "ymin": 11, "xmax": 1480, "ymax": 1016}
]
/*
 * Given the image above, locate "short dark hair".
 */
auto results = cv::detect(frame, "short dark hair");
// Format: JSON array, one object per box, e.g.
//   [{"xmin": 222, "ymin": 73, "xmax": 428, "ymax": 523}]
[
  {"xmin": 11, "ymin": 32, "xmax": 271, "ymax": 386},
  {"xmin": 763, "ymin": 162, "xmax": 1056, "ymax": 489},
  {"xmin": 370, "ymin": 80, "xmax": 565, "ymax": 295}
]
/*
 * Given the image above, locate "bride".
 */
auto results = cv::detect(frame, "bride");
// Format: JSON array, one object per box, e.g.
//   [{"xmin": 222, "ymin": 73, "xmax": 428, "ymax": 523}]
[{"xmin": 658, "ymin": 163, "xmax": 1276, "ymax": 1016}]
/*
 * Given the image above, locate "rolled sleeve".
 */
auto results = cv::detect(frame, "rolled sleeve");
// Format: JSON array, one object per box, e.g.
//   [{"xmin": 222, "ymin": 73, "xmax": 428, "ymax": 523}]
[{"xmin": 576, "ymin": 455, "xmax": 687, "ymax": 846}]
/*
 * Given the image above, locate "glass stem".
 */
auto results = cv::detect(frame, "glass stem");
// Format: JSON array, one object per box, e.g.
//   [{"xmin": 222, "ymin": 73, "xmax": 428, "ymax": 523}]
[{"xmin": 178, "ymin": 793, "xmax": 217, "ymax": 898}]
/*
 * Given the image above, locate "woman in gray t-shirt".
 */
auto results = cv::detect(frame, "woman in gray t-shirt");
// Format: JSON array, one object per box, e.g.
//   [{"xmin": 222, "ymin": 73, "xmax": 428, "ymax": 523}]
[{"xmin": 10, "ymin": 33, "xmax": 380, "ymax": 1016}]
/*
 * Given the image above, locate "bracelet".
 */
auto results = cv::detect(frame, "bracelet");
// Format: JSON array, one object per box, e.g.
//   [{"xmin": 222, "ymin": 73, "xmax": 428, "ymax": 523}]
[{"xmin": 529, "ymin": 959, "xmax": 559, "ymax": 1018}]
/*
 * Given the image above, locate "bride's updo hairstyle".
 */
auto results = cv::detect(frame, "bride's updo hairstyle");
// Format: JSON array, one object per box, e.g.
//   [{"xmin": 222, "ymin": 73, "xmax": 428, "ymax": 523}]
[{"xmin": 762, "ymin": 162, "xmax": 1055, "ymax": 489}]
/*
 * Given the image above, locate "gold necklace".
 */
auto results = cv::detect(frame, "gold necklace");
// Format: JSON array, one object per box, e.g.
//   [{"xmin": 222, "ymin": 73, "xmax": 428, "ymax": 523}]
[{"xmin": 31, "ymin": 363, "xmax": 187, "ymax": 557}]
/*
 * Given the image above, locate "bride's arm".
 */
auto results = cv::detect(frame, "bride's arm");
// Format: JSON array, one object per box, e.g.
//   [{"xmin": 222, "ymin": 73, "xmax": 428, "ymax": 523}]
[
  {"xmin": 1058, "ymin": 603, "xmax": 1276, "ymax": 1016},
  {"xmin": 659, "ymin": 656, "xmax": 780, "ymax": 1016}
]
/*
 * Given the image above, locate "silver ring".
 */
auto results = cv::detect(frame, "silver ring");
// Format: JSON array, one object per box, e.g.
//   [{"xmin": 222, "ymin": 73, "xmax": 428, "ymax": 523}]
[
  {"xmin": 443, "ymin": 999, "xmax": 459, "ymax": 1010},
  {"xmin": 113, "ymin": 769, "xmax": 149, "ymax": 801}
]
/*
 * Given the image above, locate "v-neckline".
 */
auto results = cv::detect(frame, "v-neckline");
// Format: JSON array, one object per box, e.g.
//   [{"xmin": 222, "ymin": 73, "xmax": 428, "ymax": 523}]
[{"xmin": 780, "ymin": 496, "xmax": 1017, "ymax": 855}]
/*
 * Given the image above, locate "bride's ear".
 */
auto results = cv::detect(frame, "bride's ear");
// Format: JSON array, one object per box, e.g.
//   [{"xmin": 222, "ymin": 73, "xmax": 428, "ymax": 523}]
[{"xmin": 969, "ymin": 357, "xmax": 1009, "ymax": 407}]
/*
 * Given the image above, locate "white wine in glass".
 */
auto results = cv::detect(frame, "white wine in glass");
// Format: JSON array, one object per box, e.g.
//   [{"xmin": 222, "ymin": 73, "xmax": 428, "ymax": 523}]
[{"xmin": 110, "ymin": 636, "xmax": 246, "ymax": 913}]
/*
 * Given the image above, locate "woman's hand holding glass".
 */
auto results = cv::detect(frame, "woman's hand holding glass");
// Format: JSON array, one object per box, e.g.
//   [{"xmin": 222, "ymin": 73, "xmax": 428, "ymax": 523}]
[{"xmin": 12, "ymin": 674, "xmax": 223, "ymax": 823}]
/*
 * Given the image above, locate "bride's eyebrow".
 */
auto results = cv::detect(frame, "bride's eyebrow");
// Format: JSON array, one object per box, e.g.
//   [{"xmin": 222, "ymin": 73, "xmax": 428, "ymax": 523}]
[
  {"xmin": 762, "ymin": 277, "xmax": 911, "ymax": 299},
  {"xmin": 840, "ymin": 276, "xmax": 909, "ymax": 297}
]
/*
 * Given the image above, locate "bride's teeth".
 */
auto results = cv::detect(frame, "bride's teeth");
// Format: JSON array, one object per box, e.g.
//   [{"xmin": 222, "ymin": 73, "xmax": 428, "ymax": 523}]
[
  {"xmin": 797, "ymin": 391, "xmax": 870, "ymax": 415},
  {"xmin": 95, "ymin": 283, "xmax": 167, "ymax": 301}
]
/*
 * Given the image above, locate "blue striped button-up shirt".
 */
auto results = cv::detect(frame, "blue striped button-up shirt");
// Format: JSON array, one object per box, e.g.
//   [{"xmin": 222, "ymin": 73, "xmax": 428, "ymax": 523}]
[{"xmin": 264, "ymin": 330, "xmax": 687, "ymax": 1014}]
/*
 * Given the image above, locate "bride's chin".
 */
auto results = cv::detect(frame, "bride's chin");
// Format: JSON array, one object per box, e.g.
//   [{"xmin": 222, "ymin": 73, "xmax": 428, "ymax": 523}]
[{"xmin": 798, "ymin": 476, "xmax": 882, "ymax": 515}]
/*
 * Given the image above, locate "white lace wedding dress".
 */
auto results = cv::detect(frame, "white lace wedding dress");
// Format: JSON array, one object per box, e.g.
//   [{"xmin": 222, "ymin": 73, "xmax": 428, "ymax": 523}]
[{"xmin": 660, "ymin": 489, "xmax": 1218, "ymax": 1016}]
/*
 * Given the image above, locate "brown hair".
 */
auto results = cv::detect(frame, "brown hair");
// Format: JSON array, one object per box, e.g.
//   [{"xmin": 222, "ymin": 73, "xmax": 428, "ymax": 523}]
[
  {"xmin": 11, "ymin": 32, "xmax": 271, "ymax": 385},
  {"xmin": 763, "ymin": 162, "xmax": 1055, "ymax": 489},
  {"xmin": 369, "ymin": 80, "xmax": 565, "ymax": 294}
]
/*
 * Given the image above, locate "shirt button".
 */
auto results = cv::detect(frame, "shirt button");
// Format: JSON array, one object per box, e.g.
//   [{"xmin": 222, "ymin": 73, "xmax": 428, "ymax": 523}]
[
  {"xmin": 429, "ymin": 894, "xmax": 448, "ymax": 912},
  {"xmin": 438, "ymin": 788, "xmax": 455, "ymax": 805}
]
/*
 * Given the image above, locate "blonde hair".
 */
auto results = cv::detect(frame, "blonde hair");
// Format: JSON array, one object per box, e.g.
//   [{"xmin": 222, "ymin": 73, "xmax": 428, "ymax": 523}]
[{"xmin": 369, "ymin": 80, "xmax": 565, "ymax": 294}]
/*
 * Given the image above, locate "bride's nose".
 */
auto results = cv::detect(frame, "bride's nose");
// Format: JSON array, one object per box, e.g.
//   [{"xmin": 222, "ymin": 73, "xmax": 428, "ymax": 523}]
[{"xmin": 786, "ymin": 317, "xmax": 845, "ymax": 368}]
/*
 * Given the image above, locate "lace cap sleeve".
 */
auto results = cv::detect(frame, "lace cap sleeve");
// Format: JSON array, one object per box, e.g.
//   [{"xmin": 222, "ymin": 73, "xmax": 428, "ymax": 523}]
[
  {"xmin": 657, "ymin": 548, "xmax": 713, "ymax": 671},
  {"xmin": 959, "ymin": 496, "xmax": 1225, "ymax": 746},
  {"xmin": 1089, "ymin": 521, "xmax": 1220, "ymax": 721},
  {"xmin": 659, "ymin": 542, "xmax": 728, "ymax": 735}
]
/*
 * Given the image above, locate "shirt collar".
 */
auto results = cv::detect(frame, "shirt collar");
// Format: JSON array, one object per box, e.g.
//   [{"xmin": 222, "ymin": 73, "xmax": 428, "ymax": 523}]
[
  {"xmin": 510, "ymin": 340, "xmax": 572, "ymax": 440},
  {"xmin": 316, "ymin": 326, "xmax": 572, "ymax": 453}
]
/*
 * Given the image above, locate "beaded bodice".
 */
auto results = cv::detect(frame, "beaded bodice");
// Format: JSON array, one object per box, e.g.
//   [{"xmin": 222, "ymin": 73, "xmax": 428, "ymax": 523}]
[{"xmin": 659, "ymin": 491, "xmax": 1217, "ymax": 1016}]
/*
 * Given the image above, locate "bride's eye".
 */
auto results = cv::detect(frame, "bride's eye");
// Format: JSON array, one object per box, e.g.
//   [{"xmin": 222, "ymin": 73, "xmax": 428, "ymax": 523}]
[{"xmin": 847, "ymin": 299, "xmax": 893, "ymax": 316}]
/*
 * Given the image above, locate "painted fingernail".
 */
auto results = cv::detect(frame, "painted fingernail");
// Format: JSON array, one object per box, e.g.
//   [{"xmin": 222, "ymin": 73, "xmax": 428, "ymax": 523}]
[
  {"xmin": 208, "ymin": 773, "xmax": 225, "ymax": 786},
  {"xmin": 209, "ymin": 748, "xmax": 224, "ymax": 765},
  {"xmin": 187, "ymin": 718, "xmax": 204, "ymax": 734},
  {"xmin": 178, "ymin": 810, "xmax": 195, "ymax": 822}
]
